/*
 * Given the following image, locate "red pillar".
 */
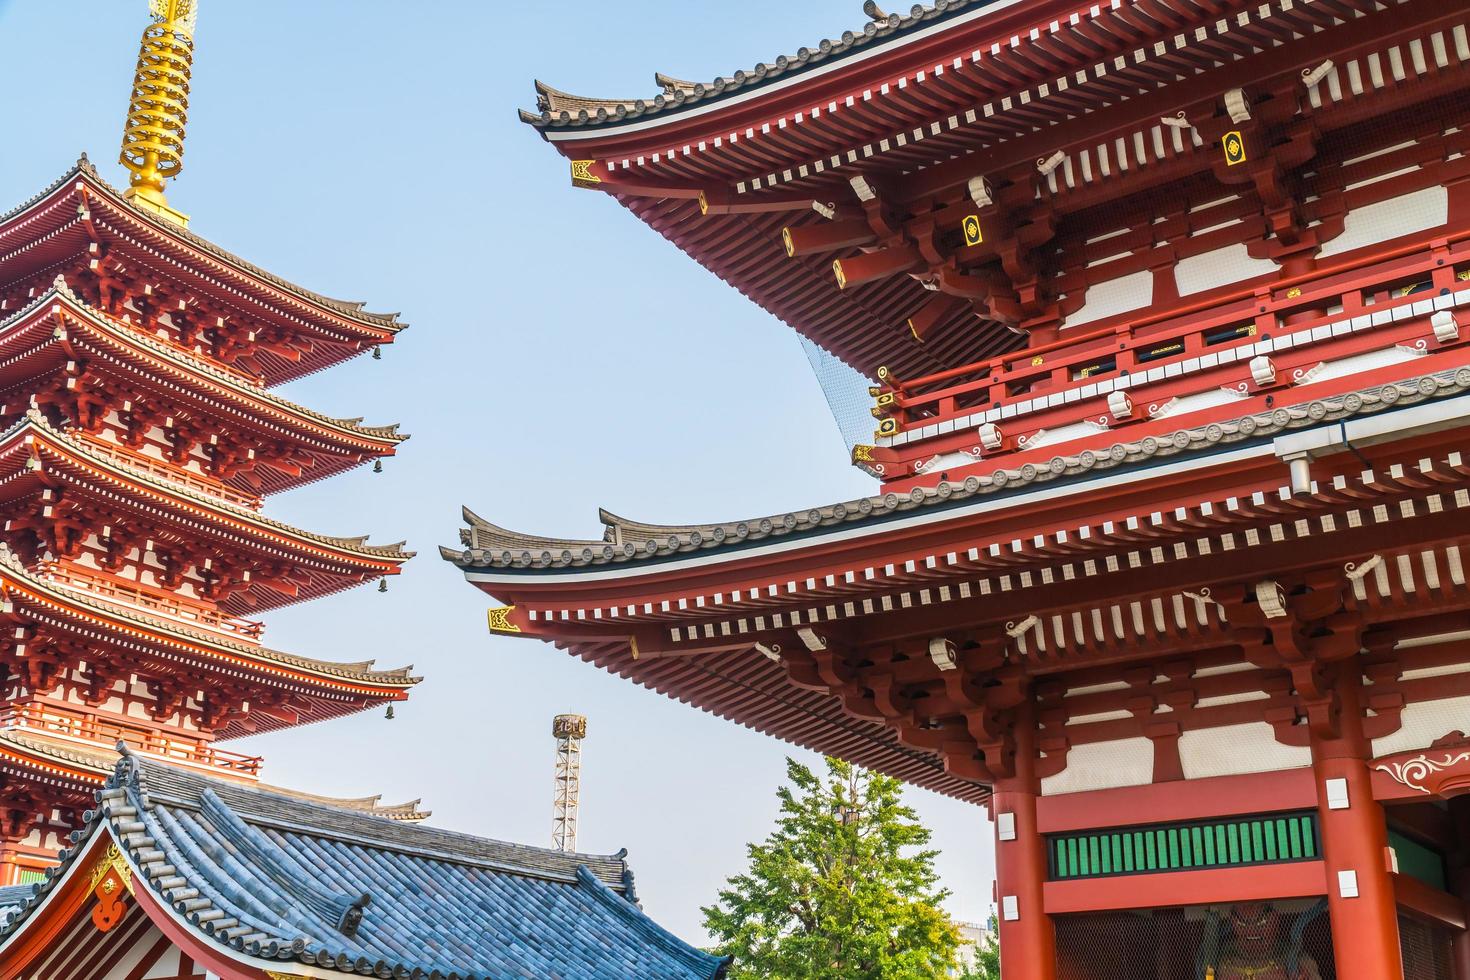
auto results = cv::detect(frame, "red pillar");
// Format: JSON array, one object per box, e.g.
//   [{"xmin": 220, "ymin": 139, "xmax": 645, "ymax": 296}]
[
  {"xmin": 1310, "ymin": 668, "xmax": 1403, "ymax": 980},
  {"xmin": 993, "ymin": 701, "xmax": 1057, "ymax": 980}
]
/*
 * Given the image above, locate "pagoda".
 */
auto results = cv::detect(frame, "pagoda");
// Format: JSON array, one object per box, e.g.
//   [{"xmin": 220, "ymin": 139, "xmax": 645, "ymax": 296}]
[
  {"xmin": 0, "ymin": 1, "xmax": 416, "ymax": 883},
  {"xmin": 450, "ymin": 0, "xmax": 1470, "ymax": 978}
]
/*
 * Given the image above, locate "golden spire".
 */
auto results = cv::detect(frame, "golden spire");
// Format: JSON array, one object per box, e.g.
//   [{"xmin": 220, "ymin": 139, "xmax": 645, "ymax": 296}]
[{"xmin": 118, "ymin": 0, "xmax": 199, "ymax": 227}]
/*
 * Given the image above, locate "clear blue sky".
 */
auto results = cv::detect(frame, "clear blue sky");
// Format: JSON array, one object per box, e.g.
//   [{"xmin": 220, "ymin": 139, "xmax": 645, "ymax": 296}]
[{"xmin": 0, "ymin": 0, "xmax": 994, "ymax": 941}]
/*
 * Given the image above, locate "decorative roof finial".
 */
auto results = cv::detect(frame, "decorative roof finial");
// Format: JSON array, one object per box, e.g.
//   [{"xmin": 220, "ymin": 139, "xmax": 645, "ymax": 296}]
[{"xmin": 118, "ymin": 0, "xmax": 198, "ymax": 227}]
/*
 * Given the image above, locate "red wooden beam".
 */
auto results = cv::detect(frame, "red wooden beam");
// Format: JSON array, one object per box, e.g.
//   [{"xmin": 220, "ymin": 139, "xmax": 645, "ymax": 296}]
[{"xmin": 1043, "ymin": 861, "xmax": 1327, "ymax": 914}]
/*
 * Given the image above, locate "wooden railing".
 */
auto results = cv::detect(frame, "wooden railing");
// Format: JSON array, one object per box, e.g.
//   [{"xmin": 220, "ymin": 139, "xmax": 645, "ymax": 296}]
[
  {"xmin": 0, "ymin": 702, "xmax": 262, "ymax": 776},
  {"xmin": 72, "ymin": 433, "xmax": 262, "ymax": 510},
  {"xmin": 872, "ymin": 233, "xmax": 1470, "ymax": 445},
  {"xmin": 37, "ymin": 560, "xmax": 265, "ymax": 641}
]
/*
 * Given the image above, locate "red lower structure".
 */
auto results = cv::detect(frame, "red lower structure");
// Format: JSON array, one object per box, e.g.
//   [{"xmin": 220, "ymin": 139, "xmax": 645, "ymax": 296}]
[{"xmin": 453, "ymin": 0, "xmax": 1470, "ymax": 976}]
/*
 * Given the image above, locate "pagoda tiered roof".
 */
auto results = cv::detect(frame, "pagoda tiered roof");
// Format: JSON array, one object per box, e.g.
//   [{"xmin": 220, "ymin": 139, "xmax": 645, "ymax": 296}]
[
  {"xmin": 0, "ymin": 159, "xmax": 403, "ymax": 383},
  {"xmin": 520, "ymin": 0, "xmax": 1463, "ymax": 379},
  {"xmin": 0, "ymin": 285, "xmax": 406, "ymax": 495},
  {"xmin": 0, "ymin": 413, "xmax": 410, "ymax": 614},
  {"xmin": 0, "ymin": 752, "xmax": 728, "ymax": 980},
  {"xmin": 0, "ymin": 731, "xmax": 428, "ymax": 823},
  {"xmin": 0, "ymin": 543, "xmax": 417, "ymax": 739}
]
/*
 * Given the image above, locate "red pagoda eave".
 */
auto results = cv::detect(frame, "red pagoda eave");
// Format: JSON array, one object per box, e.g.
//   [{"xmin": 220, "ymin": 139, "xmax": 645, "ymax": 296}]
[
  {"xmin": 0, "ymin": 549, "xmax": 416, "ymax": 717},
  {"xmin": 0, "ymin": 288, "xmax": 405, "ymax": 495},
  {"xmin": 0, "ymin": 162, "xmax": 403, "ymax": 384},
  {"xmin": 536, "ymin": 0, "xmax": 1442, "ymax": 195},
  {"xmin": 0, "ymin": 417, "xmax": 409, "ymax": 615}
]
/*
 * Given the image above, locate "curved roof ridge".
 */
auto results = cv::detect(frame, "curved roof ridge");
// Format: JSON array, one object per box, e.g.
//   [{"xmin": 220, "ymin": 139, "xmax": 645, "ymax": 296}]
[
  {"xmin": 247, "ymin": 785, "xmax": 430, "ymax": 822},
  {"xmin": 0, "ymin": 158, "xmax": 404, "ymax": 334},
  {"xmin": 455, "ymin": 497, "xmax": 885, "ymax": 569},
  {"xmin": 523, "ymin": 0, "xmax": 987, "ymax": 129},
  {"xmin": 36, "ymin": 280, "xmax": 408, "ymax": 447},
  {"xmin": 127, "ymin": 756, "xmax": 631, "ymax": 883},
  {"xmin": 448, "ymin": 365, "xmax": 1470, "ymax": 573},
  {"xmin": 0, "ymin": 542, "xmax": 420, "ymax": 687},
  {"xmin": 654, "ymin": 72, "xmax": 699, "ymax": 95},
  {"xmin": 12, "ymin": 415, "xmax": 413, "ymax": 562},
  {"xmin": 461, "ymin": 505, "xmax": 608, "ymax": 553},
  {"xmin": 534, "ymin": 78, "xmax": 640, "ymax": 116}
]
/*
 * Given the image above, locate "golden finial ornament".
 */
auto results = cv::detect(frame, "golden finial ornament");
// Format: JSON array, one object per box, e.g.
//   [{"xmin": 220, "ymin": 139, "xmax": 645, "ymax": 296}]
[{"xmin": 118, "ymin": 0, "xmax": 199, "ymax": 227}]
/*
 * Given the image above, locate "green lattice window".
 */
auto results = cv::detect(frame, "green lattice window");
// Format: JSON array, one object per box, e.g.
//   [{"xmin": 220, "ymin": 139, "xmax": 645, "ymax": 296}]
[
  {"xmin": 1048, "ymin": 812, "xmax": 1319, "ymax": 880},
  {"xmin": 14, "ymin": 869, "xmax": 45, "ymax": 885}
]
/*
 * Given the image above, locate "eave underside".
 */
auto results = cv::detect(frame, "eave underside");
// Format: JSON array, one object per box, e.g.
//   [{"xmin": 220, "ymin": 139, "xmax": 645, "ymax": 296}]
[
  {"xmin": 458, "ymin": 408, "xmax": 1470, "ymax": 801},
  {"xmin": 0, "ymin": 162, "xmax": 404, "ymax": 384},
  {"xmin": 538, "ymin": 0, "xmax": 1459, "ymax": 380},
  {"xmin": 566, "ymin": 637, "xmax": 989, "ymax": 804}
]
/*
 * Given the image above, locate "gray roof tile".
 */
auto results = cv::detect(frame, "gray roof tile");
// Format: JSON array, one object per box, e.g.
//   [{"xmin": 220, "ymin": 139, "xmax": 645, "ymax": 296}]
[{"xmin": 0, "ymin": 751, "xmax": 728, "ymax": 979}]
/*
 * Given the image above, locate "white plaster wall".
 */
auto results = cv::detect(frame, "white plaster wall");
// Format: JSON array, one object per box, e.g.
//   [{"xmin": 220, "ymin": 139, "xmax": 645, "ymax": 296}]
[
  {"xmin": 1175, "ymin": 243, "xmax": 1277, "ymax": 296},
  {"xmin": 1041, "ymin": 736, "xmax": 1154, "ymax": 795},
  {"xmin": 1317, "ymin": 186, "xmax": 1448, "ymax": 259},
  {"xmin": 1064, "ymin": 269, "xmax": 1154, "ymax": 330},
  {"xmin": 1371, "ymin": 693, "xmax": 1470, "ymax": 757},
  {"xmin": 1179, "ymin": 721, "xmax": 1312, "ymax": 779}
]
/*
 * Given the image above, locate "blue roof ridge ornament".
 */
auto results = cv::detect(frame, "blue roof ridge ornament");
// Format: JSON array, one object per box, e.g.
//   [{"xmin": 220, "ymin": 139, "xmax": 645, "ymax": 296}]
[{"xmin": 199, "ymin": 788, "xmax": 372, "ymax": 937}]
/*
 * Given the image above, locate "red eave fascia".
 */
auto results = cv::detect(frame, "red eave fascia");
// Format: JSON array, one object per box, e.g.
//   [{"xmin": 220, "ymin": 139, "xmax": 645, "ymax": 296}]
[
  {"xmin": 535, "ymin": 0, "xmax": 1128, "ymax": 161},
  {"xmin": 9, "ymin": 292, "xmax": 405, "ymax": 457},
  {"xmin": 71, "ymin": 175, "xmax": 400, "ymax": 344},
  {"xmin": 471, "ymin": 449, "xmax": 1276, "ymax": 607},
  {"xmin": 2, "ymin": 426, "xmax": 405, "ymax": 576},
  {"xmin": 0, "ymin": 571, "xmax": 414, "ymax": 701}
]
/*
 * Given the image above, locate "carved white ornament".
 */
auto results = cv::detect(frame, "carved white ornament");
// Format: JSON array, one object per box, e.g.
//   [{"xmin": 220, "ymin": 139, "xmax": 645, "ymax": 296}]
[{"xmin": 1375, "ymin": 750, "xmax": 1470, "ymax": 794}]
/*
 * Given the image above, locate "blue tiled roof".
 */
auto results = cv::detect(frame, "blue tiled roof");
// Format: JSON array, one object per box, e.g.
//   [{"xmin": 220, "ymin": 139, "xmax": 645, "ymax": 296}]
[{"xmin": 0, "ymin": 750, "xmax": 729, "ymax": 979}]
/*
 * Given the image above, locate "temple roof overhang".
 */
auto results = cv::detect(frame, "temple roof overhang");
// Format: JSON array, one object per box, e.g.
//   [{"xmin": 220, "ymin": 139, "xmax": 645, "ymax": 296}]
[
  {"xmin": 0, "ymin": 413, "xmax": 410, "ymax": 614},
  {"xmin": 0, "ymin": 285, "xmax": 407, "ymax": 495},
  {"xmin": 0, "ymin": 159, "xmax": 404, "ymax": 384},
  {"xmin": 518, "ymin": 0, "xmax": 1464, "ymax": 379},
  {"xmin": 0, "ymin": 544, "xmax": 419, "ymax": 737},
  {"xmin": 0, "ymin": 732, "xmax": 429, "ymax": 821},
  {"xmin": 448, "ymin": 372, "xmax": 1470, "ymax": 802},
  {"xmin": 0, "ymin": 752, "xmax": 728, "ymax": 980}
]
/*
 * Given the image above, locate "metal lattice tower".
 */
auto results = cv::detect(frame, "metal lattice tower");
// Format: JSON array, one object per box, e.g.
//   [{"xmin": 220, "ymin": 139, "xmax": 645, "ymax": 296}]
[{"xmin": 551, "ymin": 714, "xmax": 587, "ymax": 852}]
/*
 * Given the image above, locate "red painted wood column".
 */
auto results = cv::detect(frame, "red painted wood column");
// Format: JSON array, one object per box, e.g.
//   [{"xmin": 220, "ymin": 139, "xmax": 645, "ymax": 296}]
[
  {"xmin": 993, "ymin": 699, "xmax": 1057, "ymax": 980},
  {"xmin": 1310, "ymin": 668, "xmax": 1403, "ymax": 980}
]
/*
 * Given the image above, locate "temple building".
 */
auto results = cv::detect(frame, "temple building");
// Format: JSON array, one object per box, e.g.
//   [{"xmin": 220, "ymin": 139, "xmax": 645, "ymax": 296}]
[
  {"xmin": 0, "ymin": 748, "xmax": 729, "ymax": 979},
  {"xmin": 0, "ymin": 0, "xmax": 425, "ymax": 883},
  {"xmin": 0, "ymin": 2, "xmax": 727, "ymax": 976},
  {"xmin": 448, "ymin": 0, "xmax": 1470, "ymax": 977}
]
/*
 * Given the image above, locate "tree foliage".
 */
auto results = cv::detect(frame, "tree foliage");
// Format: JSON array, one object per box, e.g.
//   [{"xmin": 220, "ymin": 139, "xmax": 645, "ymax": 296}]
[
  {"xmin": 702, "ymin": 757, "xmax": 963, "ymax": 979},
  {"xmin": 957, "ymin": 915, "xmax": 1001, "ymax": 980}
]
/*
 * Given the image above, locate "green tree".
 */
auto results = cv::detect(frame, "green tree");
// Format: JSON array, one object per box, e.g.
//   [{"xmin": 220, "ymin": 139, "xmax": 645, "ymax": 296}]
[
  {"xmin": 957, "ymin": 914, "xmax": 1001, "ymax": 980},
  {"xmin": 702, "ymin": 756, "xmax": 962, "ymax": 979}
]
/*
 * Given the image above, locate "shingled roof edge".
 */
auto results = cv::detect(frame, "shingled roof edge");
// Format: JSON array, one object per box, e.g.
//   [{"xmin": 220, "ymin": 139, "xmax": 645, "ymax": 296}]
[
  {"xmin": 522, "ymin": 0, "xmax": 1015, "ymax": 131},
  {"xmin": 446, "ymin": 367, "xmax": 1470, "ymax": 575}
]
